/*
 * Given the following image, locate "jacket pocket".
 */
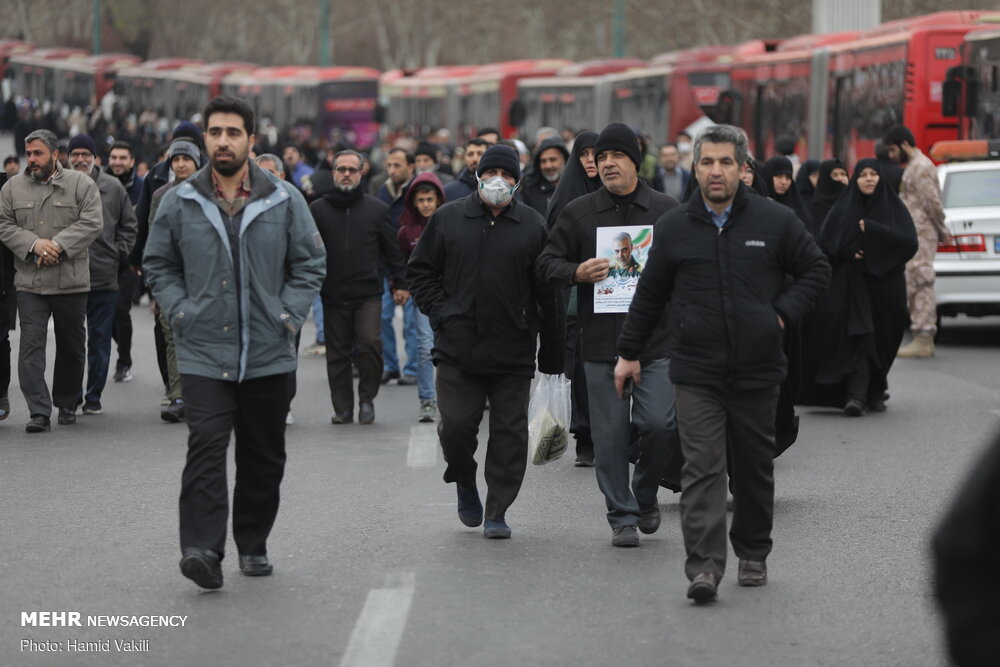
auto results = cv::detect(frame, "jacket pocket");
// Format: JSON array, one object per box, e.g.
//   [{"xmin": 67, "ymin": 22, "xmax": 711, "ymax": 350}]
[{"xmin": 12, "ymin": 201, "xmax": 35, "ymax": 229}]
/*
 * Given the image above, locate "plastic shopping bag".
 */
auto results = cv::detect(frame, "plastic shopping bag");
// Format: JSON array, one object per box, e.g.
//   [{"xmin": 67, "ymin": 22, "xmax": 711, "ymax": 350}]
[{"xmin": 527, "ymin": 373, "xmax": 571, "ymax": 465}]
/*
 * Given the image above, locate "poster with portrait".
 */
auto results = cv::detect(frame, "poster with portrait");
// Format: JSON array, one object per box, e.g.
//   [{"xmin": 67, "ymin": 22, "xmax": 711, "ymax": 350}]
[{"xmin": 593, "ymin": 225, "xmax": 653, "ymax": 314}]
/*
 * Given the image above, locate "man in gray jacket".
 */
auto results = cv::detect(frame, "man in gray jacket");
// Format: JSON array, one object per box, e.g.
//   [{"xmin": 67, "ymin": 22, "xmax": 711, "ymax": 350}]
[
  {"xmin": 0, "ymin": 129, "xmax": 103, "ymax": 433},
  {"xmin": 143, "ymin": 96, "xmax": 325, "ymax": 590},
  {"xmin": 67, "ymin": 134, "xmax": 137, "ymax": 415}
]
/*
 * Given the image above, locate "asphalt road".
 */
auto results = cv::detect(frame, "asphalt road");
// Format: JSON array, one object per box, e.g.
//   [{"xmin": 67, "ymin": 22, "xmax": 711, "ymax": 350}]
[{"xmin": 2, "ymin": 303, "xmax": 996, "ymax": 667}]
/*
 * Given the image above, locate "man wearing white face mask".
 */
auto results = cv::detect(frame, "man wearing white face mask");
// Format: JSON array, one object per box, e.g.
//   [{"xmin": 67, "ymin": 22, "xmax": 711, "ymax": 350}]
[{"xmin": 408, "ymin": 144, "xmax": 564, "ymax": 540}]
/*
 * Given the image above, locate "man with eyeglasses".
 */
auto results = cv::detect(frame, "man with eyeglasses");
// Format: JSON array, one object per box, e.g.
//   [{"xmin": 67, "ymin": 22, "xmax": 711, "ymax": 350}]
[{"xmin": 309, "ymin": 150, "xmax": 410, "ymax": 425}]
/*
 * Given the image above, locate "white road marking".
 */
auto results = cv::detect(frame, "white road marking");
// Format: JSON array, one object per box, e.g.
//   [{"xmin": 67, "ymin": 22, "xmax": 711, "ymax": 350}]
[
  {"xmin": 339, "ymin": 572, "xmax": 416, "ymax": 667},
  {"xmin": 407, "ymin": 425, "xmax": 438, "ymax": 467}
]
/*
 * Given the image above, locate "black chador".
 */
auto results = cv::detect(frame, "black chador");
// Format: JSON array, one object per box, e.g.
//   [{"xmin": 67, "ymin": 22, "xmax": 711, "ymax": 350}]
[
  {"xmin": 761, "ymin": 156, "xmax": 812, "ymax": 232},
  {"xmin": 798, "ymin": 158, "xmax": 918, "ymax": 413},
  {"xmin": 809, "ymin": 159, "xmax": 848, "ymax": 234},
  {"xmin": 545, "ymin": 131, "xmax": 599, "ymax": 228}
]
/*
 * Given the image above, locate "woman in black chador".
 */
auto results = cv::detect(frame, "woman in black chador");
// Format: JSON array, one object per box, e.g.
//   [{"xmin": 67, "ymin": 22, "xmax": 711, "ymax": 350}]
[
  {"xmin": 761, "ymin": 156, "xmax": 812, "ymax": 231},
  {"xmin": 809, "ymin": 158, "xmax": 849, "ymax": 233},
  {"xmin": 799, "ymin": 158, "xmax": 918, "ymax": 415}
]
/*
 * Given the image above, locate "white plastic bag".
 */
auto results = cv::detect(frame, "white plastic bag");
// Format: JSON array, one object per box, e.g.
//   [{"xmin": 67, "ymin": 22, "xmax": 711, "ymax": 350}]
[{"xmin": 527, "ymin": 373, "xmax": 571, "ymax": 465}]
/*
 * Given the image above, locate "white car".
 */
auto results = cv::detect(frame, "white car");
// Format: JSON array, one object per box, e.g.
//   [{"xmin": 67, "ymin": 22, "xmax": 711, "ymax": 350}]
[{"xmin": 934, "ymin": 160, "xmax": 1000, "ymax": 320}]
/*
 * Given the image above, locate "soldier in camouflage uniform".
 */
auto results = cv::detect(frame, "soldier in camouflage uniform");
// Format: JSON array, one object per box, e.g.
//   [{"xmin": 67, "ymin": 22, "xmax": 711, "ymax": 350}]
[{"xmin": 882, "ymin": 126, "xmax": 949, "ymax": 359}]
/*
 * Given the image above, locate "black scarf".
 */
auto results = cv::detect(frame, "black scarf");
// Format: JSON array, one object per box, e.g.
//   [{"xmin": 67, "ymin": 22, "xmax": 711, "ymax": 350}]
[
  {"xmin": 545, "ymin": 130, "xmax": 600, "ymax": 227},
  {"xmin": 761, "ymin": 156, "xmax": 812, "ymax": 230},
  {"xmin": 795, "ymin": 159, "xmax": 820, "ymax": 205},
  {"xmin": 322, "ymin": 183, "xmax": 365, "ymax": 208}
]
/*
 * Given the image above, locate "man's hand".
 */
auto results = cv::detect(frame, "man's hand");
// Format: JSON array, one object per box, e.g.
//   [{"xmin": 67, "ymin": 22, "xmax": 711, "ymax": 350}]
[
  {"xmin": 393, "ymin": 289, "xmax": 411, "ymax": 305},
  {"xmin": 32, "ymin": 238, "xmax": 61, "ymax": 267},
  {"xmin": 574, "ymin": 257, "xmax": 610, "ymax": 284},
  {"xmin": 614, "ymin": 357, "xmax": 641, "ymax": 399}
]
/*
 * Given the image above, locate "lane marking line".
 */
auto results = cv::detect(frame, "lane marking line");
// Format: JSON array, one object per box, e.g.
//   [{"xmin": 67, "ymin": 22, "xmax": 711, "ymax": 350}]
[
  {"xmin": 407, "ymin": 425, "xmax": 438, "ymax": 467},
  {"xmin": 339, "ymin": 572, "xmax": 416, "ymax": 667}
]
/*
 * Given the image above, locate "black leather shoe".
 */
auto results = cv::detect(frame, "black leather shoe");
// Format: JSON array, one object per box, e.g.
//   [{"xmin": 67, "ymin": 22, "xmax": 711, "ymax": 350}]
[
  {"xmin": 737, "ymin": 559, "xmax": 767, "ymax": 586},
  {"xmin": 844, "ymin": 398, "xmax": 867, "ymax": 417},
  {"xmin": 160, "ymin": 399, "xmax": 185, "ymax": 423},
  {"xmin": 25, "ymin": 414, "xmax": 51, "ymax": 433},
  {"xmin": 638, "ymin": 505, "xmax": 661, "ymax": 534},
  {"xmin": 331, "ymin": 411, "xmax": 353, "ymax": 424},
  {"xmin": 57, "ymin": 408, "xmax": 76, "ymax": 425},
  {"xmin": 687, "ymin": 572, "xmax": 718, "ymax": 603},
  {"xmin": 238, "ymin": 554, "xmax": 273, "ymax": 577},
  {"xmin": 179, "ymin": 548, "xmax": 223, "ymax": 589},
  {"xmin": 358, "ymin": 402, "xmax": 375, "ymax": 424},
  {"xmin": 381, "ymin": 370, "xmax": 399, "ymax": 385}
]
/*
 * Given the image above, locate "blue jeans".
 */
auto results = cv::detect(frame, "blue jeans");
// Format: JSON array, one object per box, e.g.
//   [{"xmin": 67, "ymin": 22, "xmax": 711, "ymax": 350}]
[
  {"xmin": 414, "ymin": 308, "xmax": 435, "ymax": 401},
  {"xmin": 312, "ymin": 294, "xmax": 324, "ymax": 345},
  {"xmin": 82, "ymin": 290, "xmax": 118, "ymax": 404},
  {"xmin": 381, "ymin": 278, "xmax": 418, "ymax": 377}
]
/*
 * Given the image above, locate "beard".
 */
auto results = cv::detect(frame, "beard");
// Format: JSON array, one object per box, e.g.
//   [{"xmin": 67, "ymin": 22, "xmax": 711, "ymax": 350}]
[
  {"xmin": 543, "ymin": 170, "xmax": 561, "ymax": 183},
  {"xmin": 335, "ymin": 181, "xmax": 359, "ymax": 193},
  {"xmin": 30, "ymin": 159, "xmax": 56, "ymax": 182},
  {"xmin": 211, "ymin": 151, "xmax": 247, "ymax": 177}
]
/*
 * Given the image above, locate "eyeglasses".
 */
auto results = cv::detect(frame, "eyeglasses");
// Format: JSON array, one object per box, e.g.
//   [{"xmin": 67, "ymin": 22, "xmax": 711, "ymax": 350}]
[
  {"xmin": 335, "ymin": 166, "xmax": 360, "ymax": 174},
  {"xmin": 69, "ymin": 151, "xmax": 94, "ymax": 159}
]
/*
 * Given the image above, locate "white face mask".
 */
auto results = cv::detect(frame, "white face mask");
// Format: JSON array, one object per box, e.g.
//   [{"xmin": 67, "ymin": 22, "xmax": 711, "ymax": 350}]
[
  {"xmin": 477, "ymin": 174, "xmax": 518, "ymax": 207},
  {"xmin": 677, "ymin": 141, "xmax": 692, "ymax": 154}
]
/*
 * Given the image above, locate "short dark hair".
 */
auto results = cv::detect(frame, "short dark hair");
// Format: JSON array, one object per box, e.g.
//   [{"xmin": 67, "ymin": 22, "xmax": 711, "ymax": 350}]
[
  {"xmin": 388, "ymin": 147, "xmax": 415, "ymax": 165},
  {"xmin": 411, "ymin": 182, "xmax": 440, "ymax": 199},
  {"xmin": 334, "ymin": 149, "xmax": 366, "ymax": 169},
  {"xmin": 3, "ymin": 154, "xmax": 19, "ymax": 166},
  {"xmin": 203, "ymin": 95, "xmax": 255, "ymax": 135},
  {"xmin": 882, "ymin": 125, "xmax": 915, "ymax": 149},
  {"xmin": 660, "ymin": 142, "xmax": 679, "ymax": 151},
  {"xmin": 477, "ymin": 128, "xmax": 500, "ymax": 138},
  {"xmin": 109, "ymin": 140, "xmax": 133, "ymax": 156},
  {"xmin": 465, "ymin": 137, "xmax": 489, "ymax": 150},
  {"xmin": 874, "ymin": 141, "xmax": 891, "ymax": 162},
  {"xmin": 283, "ymin": 143, "xmax": 304, "ymax": 156}
]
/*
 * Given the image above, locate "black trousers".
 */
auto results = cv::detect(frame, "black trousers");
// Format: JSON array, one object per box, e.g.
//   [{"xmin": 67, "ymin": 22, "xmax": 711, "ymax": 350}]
[
  {"xmin": 17, "ymin": 291, "xmax": 87, "ymax": 417},
  {"xmin": 674, "ymin": 383, "xmax": 779, "ymax": 582},
  {"xmin": 111, "ymin": 266, "xmax": 135, "ymax": 369},
  {"xmin": 179, "ymin": 372, "xmax": 293, "ymax": 559},
  {"xmin": 564, "ymin": 312, "xmax": 593, "ymax": 456},
  {"xmin": 323, "ymin": 297, "xmax": 381, "ymax": 414},
  {"xmin": 436, "ymin": 362, "xmax": 532, "ymax": 521},
  {"xmin": 0, "ymin": 291, "xmax": 12, "ymax": 399}
]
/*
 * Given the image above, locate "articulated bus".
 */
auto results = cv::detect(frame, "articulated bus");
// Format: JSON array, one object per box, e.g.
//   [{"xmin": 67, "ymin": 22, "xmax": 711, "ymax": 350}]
[
  {"xmin": 167, "ymin": 62, "xmax": 257, "ymax": 124},
  {"xmin": 114, "ymin": 58, "xmax": 205, "ymax": 121},
  {"xmin": 721, "ymin": 11, "xmax": 1000, "ymax": 164},
  {"xmin": 7, "ymin": 48, "xmax": 89, "ymax": 105}
]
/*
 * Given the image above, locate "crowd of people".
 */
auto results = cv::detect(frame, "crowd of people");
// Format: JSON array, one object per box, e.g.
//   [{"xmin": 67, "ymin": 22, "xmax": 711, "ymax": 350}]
[{"xmin": 0, "ymin": 93, "xmax": 956, "ymax": 610}]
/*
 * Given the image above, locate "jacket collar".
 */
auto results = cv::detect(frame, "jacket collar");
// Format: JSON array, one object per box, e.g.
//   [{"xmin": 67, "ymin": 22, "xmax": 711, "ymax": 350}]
[
  {"xmin": 593, "ymin": 180, "xmax": 653, "ymax": 212},
  {"xmin": 684, "ymin": 182, "xmax": 752, "ymax": 223},
  {"xmin": 189, "ymin": 161, "xmax": 277, "ymax": 203},
  {"xmin": 461, "ymin": 191, "xmax": 528, "ymax": 223}
]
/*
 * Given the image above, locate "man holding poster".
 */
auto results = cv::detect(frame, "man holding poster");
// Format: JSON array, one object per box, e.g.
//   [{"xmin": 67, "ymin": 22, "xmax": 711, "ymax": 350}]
[{"xmin": 537, "ymin": 122, "xmax": 680, "ymax": 547}]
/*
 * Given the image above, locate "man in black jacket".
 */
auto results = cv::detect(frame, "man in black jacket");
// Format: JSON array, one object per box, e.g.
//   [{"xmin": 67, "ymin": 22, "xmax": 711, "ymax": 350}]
[
  {"xmin": 520, "ymin": 136, "xmax": 568, "ymax": 216},
  {"xmin": 310, "ymin": 150, "xmax": 409, "ymax": 425},
  {"xmin": 443, "ymin": 137, "xmax": 489, "ymax": 202},
  {"xmin": 615, "ymin": 125, "xmax": 830, "ymax": 602},
  {"xmin": 408, "ymin": 144, "xmax": 563, "ymax": 540},
  {"xmin": 537, "ymin": 122, "xmax": 680, "ymax": 548}
]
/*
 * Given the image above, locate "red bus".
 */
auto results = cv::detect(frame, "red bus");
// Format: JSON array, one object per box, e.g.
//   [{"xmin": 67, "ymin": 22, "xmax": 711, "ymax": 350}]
[
  {"xmin": 7, "ymin": 48, "xmax": 89, "ymax": 106},
  {"xmin": 166, "ymin": 62, "xmax": 257, "ymax": 124},
  {"xmin": 944, "ymin": 28, "xmax": 1000, "ymax": 140},
  {"xmin": 380, "ymin": 66, "xmax": 479, "ymax": 139},
  {"xmin": 0, "ymin": 40, "xmax": 33, "ymax": 82},
  {"xmin": 115, "ymin": 58, "xmax": 205, "ymax": 121}
]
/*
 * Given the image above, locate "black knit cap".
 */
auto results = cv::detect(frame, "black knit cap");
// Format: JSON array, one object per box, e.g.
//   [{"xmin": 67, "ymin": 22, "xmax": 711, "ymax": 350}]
[
  {"xmin": 415, "ymin": 141, "xmax": 438, "ymax": 162},
  {"xmin": 594, "ymin": 122, "xmax": 642, "ymax": 169},
  {"xmin": 476, "ymin": 144, "xmax": 521, "ymax": 181},
  {"xmin": 67, "ymin": 134, "xmax": 98, "ymax": 156}
]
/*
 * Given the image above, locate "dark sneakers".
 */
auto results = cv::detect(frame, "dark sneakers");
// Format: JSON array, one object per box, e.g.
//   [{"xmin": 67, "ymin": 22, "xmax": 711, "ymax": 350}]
[
  {"xmin": 179, "ymin": 548, "xmax": 223, "ymax": 590},
  {"xmin": 687, "ymin": 572, "xmax": 718, "ymax": 603},
  {"xmin": 57, "ymin": 408, "xmax": 76, "ymax": 425},
  {"xmin": 331, "ymin": 411, "xmax": 353, "ymax": 424},
  {"xmin": 113, "ymin": 365, "xmax": 133, "ymax": 382},
  {"xmin": 25, "ymin": 415, "xmax": 51, "ymax": 433},
  {"xmin": 161, "ymin": 399, "xmax": 184, "ymax": 423},
  {"xmin": 456, "ymin": 483, "xmax": 484, "ymax": 527},
  {"xmin": 737, "ymin": 559, "xmax": 767, "ymax": 587},
  {"xmin": 844, "ymin": 398, "xmax": 867, "ymax": 417},
  {"xmin": 484, "ymin": 519, "xmax": 512, "ymax": 539},
  {"xmin": 612, "ymin": 525, "xmax": 640, "ymax": 547},
  {"xmin": 238, "ymin": 554, "xmax": 273, "ymax": 577},
  {"xmin": 638, "ymin": 505, "xmax": 661, "ymax": 534},
  {"xmin": 82, "ymin": 401, "xmax": 102, "ymax": 415}
]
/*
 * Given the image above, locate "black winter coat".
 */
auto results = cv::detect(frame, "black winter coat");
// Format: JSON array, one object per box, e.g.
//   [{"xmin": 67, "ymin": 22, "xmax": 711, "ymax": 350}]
[
  {"xmin": 407, "ymin": 194, "xmax": 564, "ymax": 377},
  {"xmin": 618, "ymin": 184, "xmax": 831, "ymax": 389},
  {"xmin": 536, "ymin": 182, "xmax": 678, "ymax": 363},
  {"xmin": 309, "ymin": 190, "xmax": 408, "ymax": 305}
]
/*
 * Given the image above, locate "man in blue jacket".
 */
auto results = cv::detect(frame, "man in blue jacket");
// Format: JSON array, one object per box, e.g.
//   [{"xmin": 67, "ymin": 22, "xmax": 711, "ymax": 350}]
[{"xmin": 143, "ymin": 96, "xmax": 326, "ymax": 590}]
